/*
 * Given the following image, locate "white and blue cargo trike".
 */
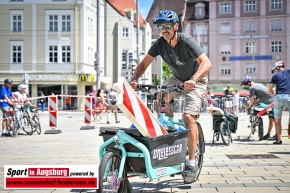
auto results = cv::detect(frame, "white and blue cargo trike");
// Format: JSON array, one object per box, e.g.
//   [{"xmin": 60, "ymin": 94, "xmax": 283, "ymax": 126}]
[{"xmin": 98, "ymin": 77, "xmax": 205, "ymax": 193}]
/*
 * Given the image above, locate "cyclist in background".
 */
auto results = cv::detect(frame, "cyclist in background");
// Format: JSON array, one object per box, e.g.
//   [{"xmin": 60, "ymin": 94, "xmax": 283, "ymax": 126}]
[
  {"xmin": 0, "ymin": 78, "xmax": 14, "ymax": 137},
  {"xmin": 241, "ymin": 76, "xmax": 276, "ymax": 140},
  {"xmin": 129, "ymin": 10, "xmax": 212, "ymax": 184},
  {"xmin": 13, "ymin": 84, "xmax": 36, "ymax": 134}
]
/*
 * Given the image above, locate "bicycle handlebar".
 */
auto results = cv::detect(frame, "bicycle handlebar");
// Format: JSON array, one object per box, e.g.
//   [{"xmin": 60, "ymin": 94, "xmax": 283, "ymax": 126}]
[{"xmin": 137, "ymin": 84, "xmax": 184, "ymax": 93}]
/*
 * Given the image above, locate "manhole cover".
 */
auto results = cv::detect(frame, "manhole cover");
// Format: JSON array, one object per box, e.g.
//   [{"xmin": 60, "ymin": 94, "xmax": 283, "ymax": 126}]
[{"xmin": 226, "ymin": 154, "xmax": 279, "ymax": 159}]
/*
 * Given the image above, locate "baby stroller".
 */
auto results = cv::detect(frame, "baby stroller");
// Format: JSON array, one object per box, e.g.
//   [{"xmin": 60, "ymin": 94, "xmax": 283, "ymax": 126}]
[{"xmin": 207, "ymin": 105, "xmax": 238, "ymax": 146}]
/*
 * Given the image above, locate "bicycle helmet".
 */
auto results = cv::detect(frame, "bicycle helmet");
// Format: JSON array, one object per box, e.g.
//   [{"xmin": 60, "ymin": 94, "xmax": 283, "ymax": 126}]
[
  {"xmin": 241, "ymin": 76, "xmax": 252, "ymax": 86},
  {"xmin": 18, "ymin": 84, "xmax": 27, "ymax": 91},
  {"xmin": 153, "ymin": 10, "xmax": 179, "ymax": 25},
  {"xmin": 271, "ymin": 61, "xmax": 285, "ymax": 71},
  {"xmin": 4, "ymin": 78, "xmax": 13, "ymax": 84}
]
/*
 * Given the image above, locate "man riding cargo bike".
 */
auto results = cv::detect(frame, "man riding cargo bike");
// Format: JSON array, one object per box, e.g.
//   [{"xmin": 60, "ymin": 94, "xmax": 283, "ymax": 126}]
[{"xmin": 129, "ymin": 9, "xmax": 212, "ymax": 184}]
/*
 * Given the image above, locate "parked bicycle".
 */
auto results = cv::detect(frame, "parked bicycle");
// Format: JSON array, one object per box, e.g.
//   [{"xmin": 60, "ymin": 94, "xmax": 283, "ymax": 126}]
[
  {"xmin": 22, "ymin": 104, "xmax": 41, "ymax": 135},
  {"xmin": 98, "ymin": 84, "xmax": 205, "ymax": 193},
  {"xmin": 247, "ymin": 102, "xmax": 274, "ymax": 141},
  {"xmin": 207, "ymin": 105, "xmax": 238, "ymax": 146}
]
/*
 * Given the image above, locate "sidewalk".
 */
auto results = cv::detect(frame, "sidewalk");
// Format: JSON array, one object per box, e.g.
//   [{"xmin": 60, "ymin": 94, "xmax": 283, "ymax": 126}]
[{"xmin": 0, "ymin": 111, "xmax": 289, "ymax": 192}]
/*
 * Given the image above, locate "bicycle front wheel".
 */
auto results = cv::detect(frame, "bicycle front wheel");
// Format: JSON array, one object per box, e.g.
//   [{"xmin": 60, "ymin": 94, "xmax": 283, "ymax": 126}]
[
  {"xmin": 98, "ymin": 150, "xmax": 130, "ymax": 193},
  {"xmin": 32, "ymin": 117, "xmax": 41, "ymax": 135},
  {"xmin": 220, "ymin": 121, "xmax": 231, "ymax": 146},
  {"xmin": 22, "ymin": 116, "xmax": 33, "ymax": 135},
  {"xmin": 195, "ymin": 122, "xmax": 205, "ymax": 182}
]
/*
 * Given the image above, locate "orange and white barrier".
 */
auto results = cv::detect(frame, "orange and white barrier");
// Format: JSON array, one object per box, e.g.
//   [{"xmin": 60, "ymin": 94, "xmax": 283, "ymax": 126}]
[
  {"xmin": 84, "ymin": 96, "xmax": 92, "ymax": 124},
  {"xmin": 114, "ymin": 77, "xmax": 168, "ymax": 137},
  {"xmin": 48, "ymin": 96, "xmax": 58, "ymax": 127}
]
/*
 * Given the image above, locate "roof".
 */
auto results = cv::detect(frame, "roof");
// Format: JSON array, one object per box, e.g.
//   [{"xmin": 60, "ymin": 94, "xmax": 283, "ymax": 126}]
[{"xmin": 107, "ymin": 0, "xmax": 146, "ymax": 27}]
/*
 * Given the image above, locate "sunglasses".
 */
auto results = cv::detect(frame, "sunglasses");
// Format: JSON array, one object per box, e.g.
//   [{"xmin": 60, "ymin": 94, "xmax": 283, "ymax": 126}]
[{"xmin": 157, "ymin": 24, "xmax": 173, "ymax": 31}]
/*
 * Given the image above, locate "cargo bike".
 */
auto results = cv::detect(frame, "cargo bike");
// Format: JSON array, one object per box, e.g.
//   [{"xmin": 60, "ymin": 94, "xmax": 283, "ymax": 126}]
[
  {"xmin": 207, "ymin": 105, "xmax": 238, "ymax": 146},
  {"xmin": 98, "ymin": 78, "xmax": 205, "ymax": 193}
]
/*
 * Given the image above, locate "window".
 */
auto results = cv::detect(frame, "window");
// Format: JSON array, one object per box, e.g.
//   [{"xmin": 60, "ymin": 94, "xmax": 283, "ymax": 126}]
[
  {"xmin": 271, "ymin": 41, "xmax": 282, "ymax": 53},
  {"xmin": 199, "ymin": 44, "xmax": 208, "ymax": 55},
  {"xmin": 10, "ymin": 41, "xmax": 23, "ymax": 64},
  {"xmin": 271, "ymin": 0, "xmax": 282, "ymax": 10},
  {"xmin": 122, "ymin": 27, "xmax": 129, "ymax": 38},
  {"xmin": 220, "ymin": 2, "xmax": 231, "ymax": 14},
  {"xmin": 245, "ymin": 63, "xmax": 256, "ymax": 74},
  {"xmin": 220, "ymin": 44, "xmax": 231, "ymax": 54},
  {"xmin": 193, "ymin": 23, "xmax": 208, "ymax": 35},
  {"xmin": 62, "ymin": 46, "xmax": 70, "ymax": 62},
  {"xmin": 10, "ymin": 10, "xmax": 23, "ymax": 32},
  {"xmin": 220, "ymin": 23, "xmax": 231, "ymax": 34},
  {"xmin": 245, "ymin": 42, "xmax": 256, "ymax": 54},
  {"xmin": 49, "ymin": 15, "xmax": 58, "ymax": 32},
  {"xmin": 271, "ymin": 19, "xmax": 282, "ymax": 31},
  {"xmin": 245, "ymin": 1, "xmax": 256, "ymax": 12},
  {"xmin": 88, "ymin": 17, "xmax": 93, "ymax": 35},
  {"xmin": 221, "ymin": 64, "xmax": 231, "ymax": 75},
  {"xmin": 245, "ymin": 21, "xmax": 256, "ymax": 32},
  {"xmin": 49, "ymin": 45, "xmax": 58, "ymax": 63},
  {"xmin": 62, "ymin": 15, "xmax": 71, "ymax": 32},
  {"xmin": 195, "ymin": 3, "xmax": 205, "ymax": 19}
]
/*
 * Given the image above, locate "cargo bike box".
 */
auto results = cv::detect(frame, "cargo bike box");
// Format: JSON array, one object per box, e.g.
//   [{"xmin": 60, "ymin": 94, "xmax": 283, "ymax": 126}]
[{"xmin": 99, "ymin": 127, "xmax": 189, "ymax": 172}]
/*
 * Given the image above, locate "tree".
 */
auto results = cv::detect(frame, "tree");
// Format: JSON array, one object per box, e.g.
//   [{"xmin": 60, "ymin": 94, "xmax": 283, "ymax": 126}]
[
  {"xmin": 152, "ymin": 74, "xmax": 160, "ymax": 86},
  {"xmin": 162, "ymin": 61, "xmax": 173, "ymax": 82}
]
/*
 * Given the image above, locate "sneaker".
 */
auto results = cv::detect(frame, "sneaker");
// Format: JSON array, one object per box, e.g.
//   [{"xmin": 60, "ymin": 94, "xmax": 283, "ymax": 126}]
[
  {"xmin": 262, "ymin": 133, "xmax": 270, "ymax": 140},
  {"xmin": 268, "ymin": 134, "xmax": 277, "ymax": 141},
  {"xmin": 182, "ymin": 164, "xmax": 197, "ymax": 184},
  {"xmin": 273, "ymin": 140, "xmax": 282, "ymax": 145},
  {"xmin": 107, "ymin": 121, "xmax": 110, "ymax": 124},
  {"xmin": 116, "ymin": 121, "xmax": 120, "ymax": 123}
]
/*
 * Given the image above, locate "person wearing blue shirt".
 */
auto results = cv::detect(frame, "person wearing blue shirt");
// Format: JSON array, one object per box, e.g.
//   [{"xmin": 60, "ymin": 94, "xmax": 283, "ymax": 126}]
[
  {"xmin": 268, "ymin": 61, "xmax": 290, "ymax": 144},
  {"xmin": 0, "ymin": 79, "xmax": 14, "ymax": 137}
]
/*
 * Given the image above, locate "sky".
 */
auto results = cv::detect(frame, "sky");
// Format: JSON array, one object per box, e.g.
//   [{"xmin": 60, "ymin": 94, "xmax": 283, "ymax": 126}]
[{"xmin": 137, "ymin": 0, "xmax": 154, "ymax": 19}]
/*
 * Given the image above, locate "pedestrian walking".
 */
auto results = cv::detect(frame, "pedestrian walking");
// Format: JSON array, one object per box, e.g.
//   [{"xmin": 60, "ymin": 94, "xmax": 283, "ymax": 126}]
[
  {"xmin": 106, "ymin": 88, "xmax": 120, "ymax": 124},
  {"xmin": 268, "ymin": 61, "xmax": 290, "ymax": 144},
  {"xmin": 38, "ymin": 93, "xmax": 46, "ymax": 112}
]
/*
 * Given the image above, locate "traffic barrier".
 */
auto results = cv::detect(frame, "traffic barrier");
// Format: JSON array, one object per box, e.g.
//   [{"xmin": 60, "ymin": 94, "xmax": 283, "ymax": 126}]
[
  {"xmin": 44, "ymin": 96, "xmax": 62, "ymax": 134},
  {"xmin": 80, "ymin": 96, "xmax": 95, "ymax": 130},
  {"xmin": 114, "ymin": 77, "xmax": 167, "ymax": 137}
]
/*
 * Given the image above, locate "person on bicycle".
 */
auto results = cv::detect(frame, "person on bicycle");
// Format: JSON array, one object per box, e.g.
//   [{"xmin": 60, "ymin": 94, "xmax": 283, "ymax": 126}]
[
  {"xmin": 241, "ymin": 76, "xmax": 276, "ymax": 140},
  {"xmin": 129, "ymin": 10, "xmax": 212, "ymax": 184},
  {"xmin": 268, "ymin": 61, "xmax": 290, "ymax": 144},
  {"xmin": 13, "ymin": 84, "xmax": 36, "ymax": 134},
  {"xmin": 0, "ymin": 78, "xmax": 14, "ymax": 137}
]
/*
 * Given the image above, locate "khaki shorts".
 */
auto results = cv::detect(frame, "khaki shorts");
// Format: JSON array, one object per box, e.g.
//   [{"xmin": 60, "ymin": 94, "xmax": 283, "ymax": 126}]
[{"xmin": 163, "ymin": 75, "xmax": 207, "ymax": 117}]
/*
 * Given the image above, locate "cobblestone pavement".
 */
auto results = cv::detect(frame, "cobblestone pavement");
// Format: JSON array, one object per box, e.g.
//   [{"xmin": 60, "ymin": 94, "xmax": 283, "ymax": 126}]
[{"xmin": 0, "ymin": 110, "xmax": 289, "ymax": 193}]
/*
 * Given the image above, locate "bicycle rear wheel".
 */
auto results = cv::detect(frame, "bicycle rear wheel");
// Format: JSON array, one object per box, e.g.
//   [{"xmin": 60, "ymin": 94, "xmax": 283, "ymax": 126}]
[
  {"xmin": 258, "ymin": 117, "xmax": 264, "ymax": 141},
  {"xmin": 22, "ymin": 116, "xmax": 33, "ymax": 135},
  {"xmin": 194, "ymin": 122, "xmax": 205, "ymax": 182},
  {"xmin": 98, "ymin": 150, "xmax": 130, "ymax": 193},
  {"xmin": 220, "ymin": 121, "xmax": 231, "ymax": 146}
]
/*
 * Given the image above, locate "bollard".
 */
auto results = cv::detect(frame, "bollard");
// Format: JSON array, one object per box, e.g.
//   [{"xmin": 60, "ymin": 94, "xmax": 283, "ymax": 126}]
[
  {"xmin": 44, "ymin": 96, "xmax": 62, "ymax": 134},
  {"xmin": 80, "ymin": 96, "xmax": 95, "ymax": 130}
]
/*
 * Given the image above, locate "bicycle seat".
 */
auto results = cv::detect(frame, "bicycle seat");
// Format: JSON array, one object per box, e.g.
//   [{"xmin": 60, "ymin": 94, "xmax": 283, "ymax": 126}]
[{"xmin": 99, "ymin": 126, "xmax": 143, "ymax": 137}]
